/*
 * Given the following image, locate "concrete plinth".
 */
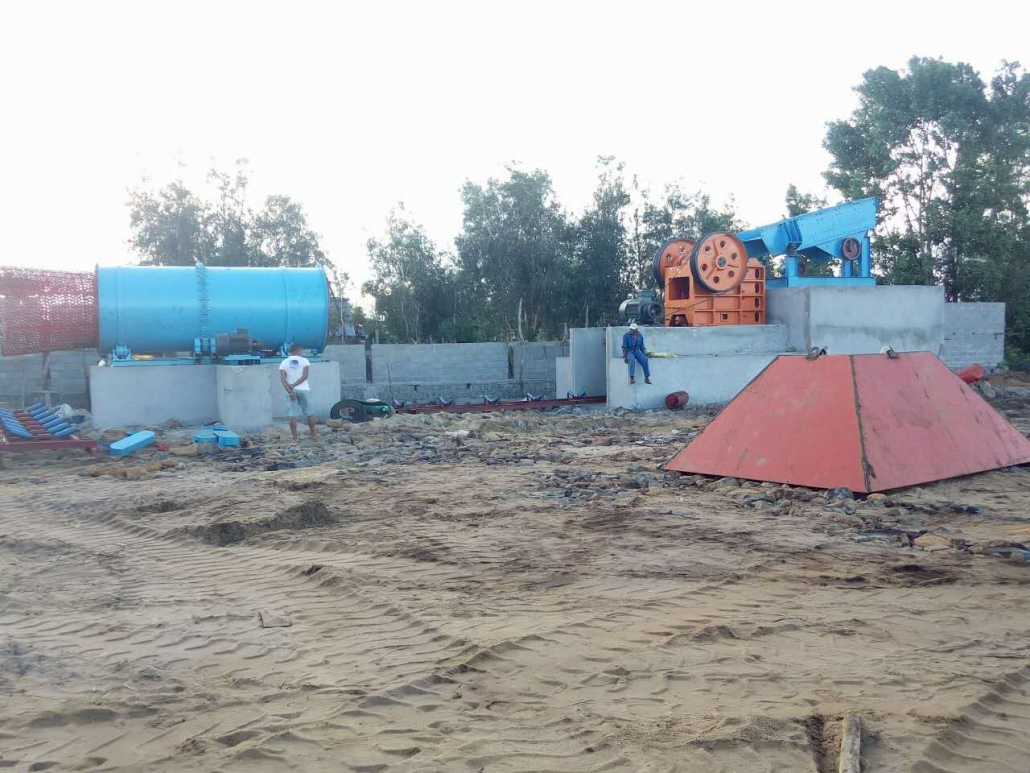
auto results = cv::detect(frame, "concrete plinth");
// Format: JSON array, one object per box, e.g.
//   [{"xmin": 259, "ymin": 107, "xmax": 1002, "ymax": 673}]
[
  {"xmin": 603, "ymin": 324, "xmax": 789, "ymax": 410},
  {"xmin": 217, "ymin": 366, "xmax": 273, "ymax": 428},
  {"xmin": 90, "ymin": 365, "xmax": 218, "ymax": 428},
  {"xmin": 768, "ymin": 285, "xmax": 945, "ymax": 354},
  {"xmin": 606, "ymin": 354, "xmax": 779, "ymax": 409},
  {"xmin": 89, "ymin": 361, "xmax": 341, "ymax": 429}
]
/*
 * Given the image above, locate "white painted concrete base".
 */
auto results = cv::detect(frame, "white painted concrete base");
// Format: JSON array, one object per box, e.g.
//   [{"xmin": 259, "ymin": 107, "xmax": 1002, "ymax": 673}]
[
  {"xmin": 90, "ymin": 361, "xmax": 341, "ymax": 428},
  {"xmin": 606, "ymin": 353, "xmax": 779, "ymax": 409},
  {"xmin": 217, "ymin": 366, "xmax": 274, "ymax": 428}
]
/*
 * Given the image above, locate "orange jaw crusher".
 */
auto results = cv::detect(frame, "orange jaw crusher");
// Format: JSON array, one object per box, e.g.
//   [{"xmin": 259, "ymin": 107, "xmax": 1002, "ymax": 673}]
[{"xmin": 654, "ymin": 233, "xmax": 766, "ymax": 327}]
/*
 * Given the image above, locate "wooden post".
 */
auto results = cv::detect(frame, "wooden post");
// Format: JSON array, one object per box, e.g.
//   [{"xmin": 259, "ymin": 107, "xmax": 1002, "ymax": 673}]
[{"xmin": 838, "ymin": 714, "xmax": 861, "ymax": 773}]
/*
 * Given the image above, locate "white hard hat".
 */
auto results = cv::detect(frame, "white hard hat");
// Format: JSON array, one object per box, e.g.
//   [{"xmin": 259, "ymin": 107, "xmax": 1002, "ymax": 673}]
[{"xmin": 629, "ymin": 323, "xmax": 639, "ymax": 330}]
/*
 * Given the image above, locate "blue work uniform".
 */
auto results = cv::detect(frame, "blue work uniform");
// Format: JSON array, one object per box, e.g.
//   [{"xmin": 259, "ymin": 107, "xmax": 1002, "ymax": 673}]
[{"xmin": 622, "ymin": 331, "xmax": 650, "ymax": 380}]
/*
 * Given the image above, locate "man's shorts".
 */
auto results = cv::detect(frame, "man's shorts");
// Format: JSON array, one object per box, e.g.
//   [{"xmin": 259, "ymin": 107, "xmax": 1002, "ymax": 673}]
[{"xmin": 287, "ymin": 391, "xmax": 312, "ymax": 418}]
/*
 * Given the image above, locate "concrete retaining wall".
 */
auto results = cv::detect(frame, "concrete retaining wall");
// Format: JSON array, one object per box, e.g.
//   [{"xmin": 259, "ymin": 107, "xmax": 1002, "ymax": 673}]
[
  {"xmin": 940, "ymin": 302, "xmax": 1006, "ymax": 370},
  {"xmin": 768, "ymin": 286, "xmax": 945, "ymax": 355},
  {"xmin": 606, "ymin": 353, "xmax": 779, "ymax": 409}
]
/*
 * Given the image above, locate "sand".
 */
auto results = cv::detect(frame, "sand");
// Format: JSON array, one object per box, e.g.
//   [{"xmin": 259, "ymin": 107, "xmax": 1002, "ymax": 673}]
[{"xmin": 2, "ymin": 404, "xmax": 1030, "ymax": 772}]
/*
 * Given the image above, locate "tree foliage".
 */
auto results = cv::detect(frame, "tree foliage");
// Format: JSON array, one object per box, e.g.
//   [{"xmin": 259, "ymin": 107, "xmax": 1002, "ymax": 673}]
[
  {"xmin": 824, "ymin": 57, "xmax": 1030, "ymax": 350},
  {"xmin": 128, "ymin": 160, "xmax": 338, "ymax": 277},
  {"xmin": 362, "ymin": 160, "xmax": 743, "ymax": 342}
]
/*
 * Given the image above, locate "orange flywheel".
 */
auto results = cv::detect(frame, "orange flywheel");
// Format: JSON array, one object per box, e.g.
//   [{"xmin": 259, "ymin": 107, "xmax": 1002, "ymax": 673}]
[
  {"xmin": 690, "ymin": 232, "xmax": 747, "ymax": 292},
  {"xmin": 652, "ymin": 238, "xmax": 695, "ymax": 286}
]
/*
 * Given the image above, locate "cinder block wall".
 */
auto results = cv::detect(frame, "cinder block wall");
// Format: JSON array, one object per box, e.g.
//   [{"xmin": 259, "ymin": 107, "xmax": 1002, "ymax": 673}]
[
  {"xmin": 0, "ymin": 350, "xmax": 96, "ymax": 408},
  {"xmin": 940, "ymin": 302, "xmax": 1006, "ymax": 370},
  {"xmin": 323, "ymin": 341, "xmax": 568, "ymax": 403}
]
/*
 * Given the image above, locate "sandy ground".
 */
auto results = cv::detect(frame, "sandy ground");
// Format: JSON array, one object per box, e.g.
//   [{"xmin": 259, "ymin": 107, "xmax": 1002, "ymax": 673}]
[{"xmin": 2, "ymin": 396, "xmax": 1030, "ymax": 773}]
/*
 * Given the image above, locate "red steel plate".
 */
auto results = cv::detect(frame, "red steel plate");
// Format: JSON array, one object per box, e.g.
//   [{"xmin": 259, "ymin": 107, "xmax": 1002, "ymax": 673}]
[
  {"xmin": 665, "ymin": 355, "xmax": 867, "ymax": 491},
  {"xmin": 855, "ymin": 352, "xmax": 1030, "ymax": 491}
]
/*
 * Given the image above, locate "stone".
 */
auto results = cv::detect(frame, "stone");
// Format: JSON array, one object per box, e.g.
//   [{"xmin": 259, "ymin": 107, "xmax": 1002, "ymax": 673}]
[
  {"xmin": 826, "ymin": 487, "xmax": 855, "ymax": 502},
  {"xmin": 866, "ymin": 493, "xmax": 888, "ymax": 505},
  {"xmin": 325, "ymin": 419, "xmax": 344, "ymax": 428},
  {"xmin": 714, "ymin": 477, "xmax": 739, "ymax": 489},
  {"xmin": 259, "ymin": 612, "xmax": 291, "ymax": 628},
  {"xmin": 914, "ymin": 533, "xmax": 953, "ymax": 552},
  {"xmin": 169, "ymin": 444, "xmax": 200, "ymax": 457},
  {"xmin": 975, "ymin": 381, "xmax": 998, "ymax": 399}
]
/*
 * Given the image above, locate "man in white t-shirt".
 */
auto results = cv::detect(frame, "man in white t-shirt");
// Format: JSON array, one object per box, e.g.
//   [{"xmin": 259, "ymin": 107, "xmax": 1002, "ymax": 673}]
[{"xmin": 279, "ymin": 344, "xmax": 318, "ymax": 440}]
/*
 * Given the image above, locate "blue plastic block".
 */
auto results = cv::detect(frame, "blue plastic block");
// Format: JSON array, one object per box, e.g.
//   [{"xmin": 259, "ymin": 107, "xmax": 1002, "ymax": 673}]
[
  {"xmin": 193, "ymin": 431, "xmax": 218, "ymax": 443},
  {"xmin": 213, "ymin": 430, "xmax": 240, "ymax": 448},
  {"xmin": 204, "ymin": 424, "xmax": 229, "ymax": 433},
  {"xmin": 109, "ymin": 430, "xmax": 156, "ymax": 457}
]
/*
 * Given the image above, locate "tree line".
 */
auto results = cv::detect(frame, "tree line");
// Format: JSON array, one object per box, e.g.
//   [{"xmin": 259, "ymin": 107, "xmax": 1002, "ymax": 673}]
[{"xmin": 127, "ymin": 57, "xmax": 1030, "ymax": 356}]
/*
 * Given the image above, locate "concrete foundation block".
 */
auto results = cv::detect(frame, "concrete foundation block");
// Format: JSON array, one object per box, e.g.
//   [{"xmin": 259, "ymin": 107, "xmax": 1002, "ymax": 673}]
[
  {"xmin": 768, "ymin": 285, "xmax": 945, "ymax": 355},
  {"xmin": 606, "ymin": 353, "xmax": 779, "ymax": 409},
  {"xmin": 90, "ymin": 365, "xmax": 218, "ymax": 428},
  {"xmin": 217, "ymin": 366, "xmax": 273, "ymax": 428}
]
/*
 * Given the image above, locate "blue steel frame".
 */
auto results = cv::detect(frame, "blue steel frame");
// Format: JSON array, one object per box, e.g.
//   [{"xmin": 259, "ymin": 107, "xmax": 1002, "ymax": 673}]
[{"xmin": 736, "ymin": 197, "xmax": 879, "ymax": 288}]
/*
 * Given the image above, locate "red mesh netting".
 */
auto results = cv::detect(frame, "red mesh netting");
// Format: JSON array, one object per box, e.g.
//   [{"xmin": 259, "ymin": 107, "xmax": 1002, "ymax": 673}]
[{"xmin": 0, "ymin": 267, "xmax": 98, "ymax": 355}]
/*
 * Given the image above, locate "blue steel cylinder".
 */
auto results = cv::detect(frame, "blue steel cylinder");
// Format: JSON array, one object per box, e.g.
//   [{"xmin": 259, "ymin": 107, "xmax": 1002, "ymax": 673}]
[{"xmin": 96, "ymin": 265, "xmax": 330, "ymax": 353}]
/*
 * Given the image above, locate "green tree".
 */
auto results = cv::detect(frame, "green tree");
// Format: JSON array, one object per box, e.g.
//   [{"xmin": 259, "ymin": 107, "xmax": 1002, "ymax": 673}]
[
  {"xmin": 784, "ymin": 184, "xmax": 834, "ymax": 277},
  {"xmin": 454, "ymin": 166, "xmax": 572, "ymax": 339},
  {"xmin": 362, "ymin": 209, "xmax": 454, "ymax": 343},
  {"xmin": 629, "ymin": 182, "xmax": 743, "ymax": 292},
  {"xmin": 568, "ymin": 157, "xmax": 632, "ymax": 327},
  {"xmin": 824, "ymin": 56, "xmax": 1030, "ymax": 350}
]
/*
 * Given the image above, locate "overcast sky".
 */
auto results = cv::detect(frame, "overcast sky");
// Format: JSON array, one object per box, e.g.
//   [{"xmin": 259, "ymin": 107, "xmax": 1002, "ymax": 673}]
[{"xmin": 2, "ymin": 0, "xmax": 1027, "ymax": 300}]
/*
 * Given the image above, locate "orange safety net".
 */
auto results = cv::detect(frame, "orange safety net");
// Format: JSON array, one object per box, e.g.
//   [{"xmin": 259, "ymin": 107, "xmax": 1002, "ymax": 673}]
[{"xmin": 0, "ymin": 267, "xmax": 98, "ymax": 355}]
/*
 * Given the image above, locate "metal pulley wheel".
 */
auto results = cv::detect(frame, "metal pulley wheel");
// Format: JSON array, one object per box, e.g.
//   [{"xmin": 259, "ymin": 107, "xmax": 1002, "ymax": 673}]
[
  {"xmin": 690, "ymin": 232, "xmax": 747, "ymax": 293},
  {"xmin": 842, "ymin": 236, "xmax": 862, "ymax": 260},
  {"xmin": 652, "ymin": 238, "xmax": 695, "ymax": 287}
]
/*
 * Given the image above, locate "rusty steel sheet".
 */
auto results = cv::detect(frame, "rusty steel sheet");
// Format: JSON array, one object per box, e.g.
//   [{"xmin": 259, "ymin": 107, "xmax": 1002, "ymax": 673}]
[
  {"xmin": 664, "ymin": 352, "xmax": 1030, "ymax": 493},
  {"xmin": 665, "ymin": 355, "xmax": 867, "ymax": 491},
  {"xmin": 853, "ymin": 352, "xmax": 1030, "ymax": 491}
]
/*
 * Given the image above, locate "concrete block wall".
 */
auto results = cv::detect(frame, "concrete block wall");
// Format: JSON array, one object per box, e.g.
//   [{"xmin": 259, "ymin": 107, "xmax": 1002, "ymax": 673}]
[
  {"xmin": 940, "ymin": 302, "xmax": 1006, "ymax": 370},
  {"xmin": 324, "ymin": 341, "xmax": 568, "ymax": 403},
  {"xmin": 322, "ymin": 344, "xmax": 367, "ymax": 384},
  {"xmin": 0, "ymin": 350, "xmax": 96, "ymax": 408}
]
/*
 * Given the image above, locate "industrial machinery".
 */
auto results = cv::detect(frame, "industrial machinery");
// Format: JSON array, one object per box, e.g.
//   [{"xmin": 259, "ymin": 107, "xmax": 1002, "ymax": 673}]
[
  {"xmin": 619, "ymin": 197, "xmax": 879, "ymax": 326},
  {"xmin": 0, "ymin": 264, "xmax": 331, "ymax": 364}
]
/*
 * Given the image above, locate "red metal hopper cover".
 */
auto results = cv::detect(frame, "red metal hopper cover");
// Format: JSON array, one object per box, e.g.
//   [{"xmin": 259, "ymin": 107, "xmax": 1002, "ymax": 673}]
[{"xmin": 665, "ymin": 352, "xmax": 1030, "ymax": 493}]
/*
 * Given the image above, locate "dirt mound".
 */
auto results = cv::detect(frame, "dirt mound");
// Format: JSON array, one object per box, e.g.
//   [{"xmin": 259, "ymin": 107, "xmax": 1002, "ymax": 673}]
[{"xmin": 179, "ymin": 500, "xmax": 339, "ymax": 546}]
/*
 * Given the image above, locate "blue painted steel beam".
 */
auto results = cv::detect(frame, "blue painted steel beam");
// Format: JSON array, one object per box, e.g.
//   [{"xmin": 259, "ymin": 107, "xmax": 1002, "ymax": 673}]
[{"xmin": 736, "ymin": 197, "xmax": 879, "ymax": 288}]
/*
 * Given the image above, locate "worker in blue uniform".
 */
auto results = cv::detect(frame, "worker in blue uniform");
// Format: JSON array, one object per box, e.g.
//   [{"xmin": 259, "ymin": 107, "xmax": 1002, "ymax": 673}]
[{"xmin": 621, "ymin": 323, "xmax": 652, "ymax": 385}]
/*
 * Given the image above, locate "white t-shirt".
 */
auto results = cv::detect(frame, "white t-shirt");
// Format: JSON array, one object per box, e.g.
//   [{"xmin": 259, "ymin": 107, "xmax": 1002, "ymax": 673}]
[{"xmin": 279, "ymin": 355, "xmax": 311, "ymax": 391}]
